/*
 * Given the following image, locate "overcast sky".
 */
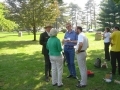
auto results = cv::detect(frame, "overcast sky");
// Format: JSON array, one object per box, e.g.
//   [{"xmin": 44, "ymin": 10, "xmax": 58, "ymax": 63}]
[{"xmin": 63, "ymin": 0, "xmax": 102, "ymax": 9}]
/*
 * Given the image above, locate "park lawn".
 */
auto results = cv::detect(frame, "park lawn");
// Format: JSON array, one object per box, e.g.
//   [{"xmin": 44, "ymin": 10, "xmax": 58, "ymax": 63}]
[{"xmin": 0, "ymin": 32, "xmax": 120, "ymax": 90}]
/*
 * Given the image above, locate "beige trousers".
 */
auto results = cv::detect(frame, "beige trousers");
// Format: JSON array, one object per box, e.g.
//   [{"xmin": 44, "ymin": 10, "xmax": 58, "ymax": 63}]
[
  {"xmin": 50, "ymin": 55, "xmax": 63, "ymax": 86},
  {"xmin": 76, "ymin": 52, "xmax": 87, "ymax": 85}
]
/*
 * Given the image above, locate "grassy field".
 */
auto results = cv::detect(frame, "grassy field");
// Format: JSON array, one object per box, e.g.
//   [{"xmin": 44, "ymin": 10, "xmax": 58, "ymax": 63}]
[{"xmin": 0, "ymin": 32, "xmax": 120, "ymax": 90}]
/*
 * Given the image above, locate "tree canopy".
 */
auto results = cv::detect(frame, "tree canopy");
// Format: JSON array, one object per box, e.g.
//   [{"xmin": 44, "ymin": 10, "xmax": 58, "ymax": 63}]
[
  {"xmin": 5, "ymin": 0, "xmax": 62, "ymax": 41},
  {"xmin": 98, "ymin": 0, "xmax": 120, "ymax": 30},
  {"xmin": 0, "ymin": 3, "xmax": 18, "ymax": 31}
]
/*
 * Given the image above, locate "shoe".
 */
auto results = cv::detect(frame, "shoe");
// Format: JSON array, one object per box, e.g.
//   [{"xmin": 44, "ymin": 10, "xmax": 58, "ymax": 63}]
[
  {"xmin": 45, "ymin": 78, "xmax": 49, "ymax": 82},
  {"xmin": 45, "ymin": 77, "xmax": 49, "ymax": 82},
  {"xmin": 52, "ymin": 83, "xmax": 57, "ymax": 86},
  {"xmin": 78, "ymin": 80, "xmax": 81, "ymax": 83},
  {"xmin": 76, "ymin": 84, "xmax": 86, "ymax": 88},
  {"xmin": 49, "ymin": 74, "xmax": 52, "ymax": 77},
  {"xmin": 58, "ymin": 84, "xmax": 63, "ymax": 87},
  {"xmin": 67, "ymin": 75, "xmax": 73, "ymax": 78}
]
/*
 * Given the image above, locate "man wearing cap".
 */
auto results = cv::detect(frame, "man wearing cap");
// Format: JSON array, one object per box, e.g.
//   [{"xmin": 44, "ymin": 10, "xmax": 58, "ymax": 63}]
[{"xmin": 39, "ymin": 25, "xmax": 52, "ymax": 82}]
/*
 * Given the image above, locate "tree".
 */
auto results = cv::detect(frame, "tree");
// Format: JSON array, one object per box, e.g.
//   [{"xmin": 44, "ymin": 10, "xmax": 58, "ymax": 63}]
[
  {"xmin": 0, "ymin": 3, "xmax": 18, "ymax": 31},
  {"xmin": 68, "ymin": 3, "xmax": 81, "ymax": 27},
  {"xmin": 85, "ymin": 0, "xmax": 97, "ymax": 29},
  {"xmin": 5, "ymin": 0, "xmax": 62, "ymax": 41},
  {"xmin": 98, "ymin": 0, "xmax": 120, "ymax": 30},
  {"xmin": 113, "ymin": 0, "xmax": 120, "ymax": 3},
  {"xmin": 53, "ymin": 3, "xmax": 70, "ymax": 29}
]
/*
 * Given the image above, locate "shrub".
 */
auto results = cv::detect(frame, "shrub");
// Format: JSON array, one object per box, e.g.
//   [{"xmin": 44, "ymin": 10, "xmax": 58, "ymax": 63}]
[{"xmin": 61, "ymin": 29, "xmax": 66, "ymax": 33}]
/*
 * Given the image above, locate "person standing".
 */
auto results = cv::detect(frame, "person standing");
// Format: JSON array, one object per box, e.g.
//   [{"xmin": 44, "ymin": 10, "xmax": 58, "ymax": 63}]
[
  {"xmin": 75, "ymin": 26, "xmax": 89, "ymax": 88},
  {"xmin": 39, "ymin": 25, "xmax": 52, "ymax": 82},
  {"xmin": 103, "ymin": 27, "xmax": 111, "ymax": 61},
  {"xmin": 110, "ymin": 26, "xmax": 120, "ymax": 75},
  {"xmin": 62, "ymin": 23, "xmax": 78, "ymax": 79},
  {"xmin": 46, "ymin": 29, "xmax": 63, "ymax": 87}
]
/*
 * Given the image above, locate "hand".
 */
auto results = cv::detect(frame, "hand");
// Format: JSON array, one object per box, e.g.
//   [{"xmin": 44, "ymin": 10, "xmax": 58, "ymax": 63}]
[
  {"xmin": 76, "ymin": 50, "xmax": 80, "ymax": 54},
  {"xmin": 64, "ymin": 39, "xmax": 70, "ymax": 42},
  {"xmin": 110, "ymin": 43, "xmax": 114, "ymax": 46}
]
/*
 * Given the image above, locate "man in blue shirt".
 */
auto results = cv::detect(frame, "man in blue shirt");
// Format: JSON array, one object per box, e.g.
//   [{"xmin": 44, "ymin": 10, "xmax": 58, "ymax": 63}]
[{"xmin": 62, "ymin": 23, "xmax": 78, "ymax": 79}]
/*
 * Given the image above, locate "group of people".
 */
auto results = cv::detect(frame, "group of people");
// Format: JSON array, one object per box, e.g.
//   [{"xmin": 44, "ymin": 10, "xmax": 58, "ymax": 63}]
[
  {"xmin": 39, "ymin": 22, "xmax": 120, "ymax": 88},
  {"xmin": 103, "ymin": 26, "xmax": 120, "ymax": 75},
  {"xmin": 39, "ymin": 22, "xmax": 89, "ymax": 88}
]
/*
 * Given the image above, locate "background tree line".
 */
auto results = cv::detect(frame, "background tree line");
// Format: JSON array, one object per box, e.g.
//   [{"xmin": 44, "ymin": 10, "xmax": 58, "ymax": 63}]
[
  {"xmin": 0, "ymin": 0, "xmax": 120, "ymax": 40},
  {"xmin": 98, "ymin": 0, "xmax": 120, "ymax": 31}
]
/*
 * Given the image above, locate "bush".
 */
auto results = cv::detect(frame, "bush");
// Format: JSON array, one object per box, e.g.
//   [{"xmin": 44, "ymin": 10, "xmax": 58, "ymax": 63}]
[
  {"xmin": 97, "ymin": 28, "xmax": 104, "ymax": 32},
  {"xmin": 61, "ymin": 29, "xmax": 66, "ymax": 33}
]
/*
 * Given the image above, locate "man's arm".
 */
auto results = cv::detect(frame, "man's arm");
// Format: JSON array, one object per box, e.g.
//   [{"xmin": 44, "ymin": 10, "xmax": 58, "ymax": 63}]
[
  {"xmin": 39, "ymin": 33, "xmax": 45, "ymax": 46},
  {"xmin": 110, "ymin": 32, "xmax": 114, "ymax": 46},
  {"xmin": 77, "ymin": 42, "xmax": 83, "ymax": 53},
  {"xmin": 76, "ymin": 35, "xmax": 83, "ymax": 53}
]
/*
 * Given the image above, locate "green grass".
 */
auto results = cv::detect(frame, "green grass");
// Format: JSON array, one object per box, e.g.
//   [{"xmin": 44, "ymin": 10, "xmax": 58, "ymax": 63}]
[{"xmin": 0, "ymin": 32, "xmax": 120, "ymax": 90}]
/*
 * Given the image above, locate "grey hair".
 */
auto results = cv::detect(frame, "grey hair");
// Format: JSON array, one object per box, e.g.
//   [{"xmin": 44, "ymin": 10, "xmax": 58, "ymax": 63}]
[{"xmin": 49, "ymin": 29, "xmax": 58, "ymax": 36}]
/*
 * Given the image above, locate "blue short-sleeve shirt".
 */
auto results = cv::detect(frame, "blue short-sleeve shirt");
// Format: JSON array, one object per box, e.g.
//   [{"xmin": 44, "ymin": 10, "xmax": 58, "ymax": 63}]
[{"xmin": 64, "ymin": 30, "xmax": 78, "ymax": 46}]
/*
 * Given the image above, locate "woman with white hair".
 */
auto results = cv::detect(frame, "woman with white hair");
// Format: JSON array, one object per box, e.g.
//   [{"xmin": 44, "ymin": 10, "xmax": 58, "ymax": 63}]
[{"xmin": 46, "ymin": 29, "xmax": 63, "ymax": 87}]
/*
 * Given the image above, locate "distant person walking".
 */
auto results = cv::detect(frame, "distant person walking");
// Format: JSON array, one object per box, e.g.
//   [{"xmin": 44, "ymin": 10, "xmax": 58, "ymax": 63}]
[
  {"xmin": 39, "ymin": 25, "xmax": 52, "ymax": 82},
  {"xmin": 62, "ymin": 22, "xmax": 78, "ymax": 79},
  {"xmin": 103, "ymin": 27, "xmax": 111, "ymax": 61},
  {"xmin": 110, "ymin": 26, "xmax": 120, "ymax": 75},
  {"xmin": 46, "ymin": 29, "xmax": 63, "ymax": 87}
]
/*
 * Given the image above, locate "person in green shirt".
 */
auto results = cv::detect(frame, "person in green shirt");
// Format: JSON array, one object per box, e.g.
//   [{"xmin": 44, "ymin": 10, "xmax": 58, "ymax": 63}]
[{"xmin": 46, "ymin": 29, "xmax": 63, "ymax": 87}]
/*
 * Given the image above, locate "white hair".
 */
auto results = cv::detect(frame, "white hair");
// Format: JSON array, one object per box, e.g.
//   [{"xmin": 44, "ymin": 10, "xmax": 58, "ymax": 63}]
[{"xmin": 49, "ymin": 29, "xmax": 58, "ymax": 36}]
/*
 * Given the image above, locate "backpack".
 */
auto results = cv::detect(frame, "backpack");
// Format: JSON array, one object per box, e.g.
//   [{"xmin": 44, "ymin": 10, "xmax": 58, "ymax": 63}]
[{"xmin": 94, "ymin": 58, "xmax": 101, "ymax": 68}]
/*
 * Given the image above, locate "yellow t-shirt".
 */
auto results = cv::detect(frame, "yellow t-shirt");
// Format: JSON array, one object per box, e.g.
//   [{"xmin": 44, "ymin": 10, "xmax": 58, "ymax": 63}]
[{"xmin": 110, "ymin": 31, "xmax": 120, "ymax": 51}]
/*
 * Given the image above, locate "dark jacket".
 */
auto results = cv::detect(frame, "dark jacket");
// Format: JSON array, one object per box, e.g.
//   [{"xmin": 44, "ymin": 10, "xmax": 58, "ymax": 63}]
[{"xmin": 39, "ymin": 31, "xmax": 50, "ymax": 55}]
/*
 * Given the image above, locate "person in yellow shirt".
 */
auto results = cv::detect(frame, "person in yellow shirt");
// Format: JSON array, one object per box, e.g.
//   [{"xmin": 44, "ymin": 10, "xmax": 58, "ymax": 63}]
[{"xmin": 110, "ymin": 26, "xmax": 120, "ymax": 75}]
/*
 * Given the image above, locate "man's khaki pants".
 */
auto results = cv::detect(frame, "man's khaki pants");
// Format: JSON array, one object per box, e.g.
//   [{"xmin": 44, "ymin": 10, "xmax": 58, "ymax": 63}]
[{"xmin": 76, "ymin": 52, "xmax": 87, "ymax": 85}]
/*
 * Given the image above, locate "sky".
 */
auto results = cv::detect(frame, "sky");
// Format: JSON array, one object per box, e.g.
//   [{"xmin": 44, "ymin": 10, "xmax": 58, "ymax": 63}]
[
  {"xmin": 63, "ymin": 0, "xmax": 102, "ymax": 9},
  {"xmin": 0, "ymin": 0, "xmax": 102, "ymax": 9}
]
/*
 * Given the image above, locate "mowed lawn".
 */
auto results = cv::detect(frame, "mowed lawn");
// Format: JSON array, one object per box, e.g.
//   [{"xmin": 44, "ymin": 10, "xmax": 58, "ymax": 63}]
[{"xmin": 0, "ymin": 32, "xmax": 120, "ymax": 90}]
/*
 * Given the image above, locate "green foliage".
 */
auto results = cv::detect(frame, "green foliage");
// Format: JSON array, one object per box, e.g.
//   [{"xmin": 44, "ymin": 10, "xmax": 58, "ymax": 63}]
[
  {"xmin": 68, "ymin": 3, "xmax": 81, "ymax": 26},
  {"xmin": 5, "ymin": 0, "xmax": 61, "ymax": 41},
  {"xmin": 113, "ymin": 0, "xmax": 120, "ymax": 3},
  {"xmin": 0, "ymin": 3, "xmax": 18, "ymax": 31},
  {"xmin": 53, "ymin": 3, "xmax": 70, "ymax": 28},
  {"xmin": 61, "ymin": 28, "xmax": 66, "ymax": 33},
  {"xmin": 98, "ymin": 0, "xmax": 120, "ymax": 28},
  {"xmin": 85, "ymin": 0, "xmax": 96, "ymax": 29},
  {"xmin": 6, "ymin": 0, "xmax": 61, "ymax": 28}
]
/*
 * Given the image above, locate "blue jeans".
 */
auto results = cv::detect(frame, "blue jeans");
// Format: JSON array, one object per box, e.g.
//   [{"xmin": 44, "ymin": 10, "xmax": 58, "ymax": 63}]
[{"xmin": 64, "ymin": 47, "xmax": 76, "ymax": 76}]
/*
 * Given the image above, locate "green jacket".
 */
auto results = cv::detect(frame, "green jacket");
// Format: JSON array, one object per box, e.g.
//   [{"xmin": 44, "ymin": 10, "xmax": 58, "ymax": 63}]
[{"xmin": 46, "ymin": 36, "xmax": 62, "ymax": 56}]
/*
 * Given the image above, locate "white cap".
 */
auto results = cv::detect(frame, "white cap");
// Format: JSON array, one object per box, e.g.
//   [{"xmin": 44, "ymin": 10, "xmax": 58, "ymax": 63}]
[{"xmin": 49, "ymin": 29, "xmax": 58, "ymax": 36}]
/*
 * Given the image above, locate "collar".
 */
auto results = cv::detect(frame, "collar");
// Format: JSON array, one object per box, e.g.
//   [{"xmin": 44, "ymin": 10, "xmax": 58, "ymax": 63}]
[
  {"xmin": 67, "ymin": 30, "xmax": 73, "ymax": 33},
  {"xmin": 46, "ymin": 31, "xmax": 50, "ymax": 36}
]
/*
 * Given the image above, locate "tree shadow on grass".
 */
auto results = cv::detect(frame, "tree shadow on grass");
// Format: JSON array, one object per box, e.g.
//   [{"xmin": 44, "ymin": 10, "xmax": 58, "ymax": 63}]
[
  {"xmin": 0, "ymin": 51, "xmax": 47, "ymax": 90},
  {"xmin": 0, "ymin": 34, "xmax": 18, "ymax": 39},
  {"xmin": 0, "ymin": 49, "xmax": 119, "ymax": 90},
  {"xmin": 0, "ymin": 40, "xmax": 39, "ymax": 49}
]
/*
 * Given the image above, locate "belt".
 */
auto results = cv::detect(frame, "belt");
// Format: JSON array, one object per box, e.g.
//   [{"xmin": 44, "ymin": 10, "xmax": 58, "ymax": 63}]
[
  {"xmin": 80, "ymin": 50, "xmax": 85, "ymax": 52},
  {"xmin": 65, "ymin": 45, "xmax": 74, "ymax": 48}
]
